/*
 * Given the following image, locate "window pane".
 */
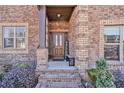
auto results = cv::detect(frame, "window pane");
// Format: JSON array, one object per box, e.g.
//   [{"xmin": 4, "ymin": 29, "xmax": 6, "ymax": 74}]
[
  {"xmin": 16, "ymin": 38, "xmax": 25, "ymax": 48},
  {"xmin": 104, "ymin": 45, "xmax": 119, "ymax": 60},
  {"xmin": 55, "ymin": 34, "xmax": 58, "ymax": 46},
  {"xmin": 3, "ymin": 27, "xmax": 14, "ymax": 38},
  {"xmin": 4, "ymin": 38, "xmax": 14, "ymax": 48},
  {"xmin": 16, "ymin": 27, "xmax": 26, "ymax": 37},
  {"xmin": 104, "ymin": 26, "xmax": 120, "ymax": 43},
  {"xmin": 60, "ymin": 34, "xmax": 63, "ymax": 46}
]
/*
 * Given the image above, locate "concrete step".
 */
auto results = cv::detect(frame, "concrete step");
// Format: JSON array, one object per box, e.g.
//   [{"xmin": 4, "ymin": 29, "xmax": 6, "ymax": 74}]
[
  {"xmin": 36, "ymin": 61, "xmax": 83, "ymax": 88},
  {"xmin": 44, "ymin": 76, "xmax": 81, "ymax": 82},
  {"xmin": 46, "ymin": 69, "xmax": 79, "ymax": 75},
  {"xmin": 46, "ymin": 82, "xmax": 83, "ymax": 88},
  {"xmin": 45, "ymin": 73, "xmax": 80, "ymax": 78},
  {"xmin": 45, "ymin": 69, "xmax": 81, "ymax": 81},
  {"xmin": 37, "ymin": 75, "xmax": 82, "ymax": 88}
]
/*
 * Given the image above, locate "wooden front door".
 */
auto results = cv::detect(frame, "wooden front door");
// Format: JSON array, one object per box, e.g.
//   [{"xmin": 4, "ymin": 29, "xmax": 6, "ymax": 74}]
[{"xmin": 52, "ymin": 33, "xmax": 64, "ymax": 59}]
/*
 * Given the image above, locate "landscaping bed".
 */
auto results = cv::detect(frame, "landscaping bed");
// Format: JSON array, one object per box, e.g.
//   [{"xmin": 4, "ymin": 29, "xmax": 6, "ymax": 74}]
[
  {"xmin": 112, "ymin": 70, "xmax": 124, "ymax": 88},
  {"xmin": 0, "ymin": 62, "xmax": 38, "ymax": 88}
]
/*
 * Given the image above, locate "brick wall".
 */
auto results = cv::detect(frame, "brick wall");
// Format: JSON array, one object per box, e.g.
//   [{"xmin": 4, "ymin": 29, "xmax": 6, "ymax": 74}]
[
  {"xmin": 69, "ymin": 5, "xmax": 124, "ymax": 80},
  {"xmin": 1, "ymin": 5, "xmax": 124, "ymax": 80},
  {"xmin": 0, "ymin": 6, "xmax": 39, "ymax": 65},
  {"xmin": 69, "ymin": 6, "xmax": 90, "ymax": 79},
  {"xmin": 88, "ymin": 5, "xmax": 124, "ymax": 70}
]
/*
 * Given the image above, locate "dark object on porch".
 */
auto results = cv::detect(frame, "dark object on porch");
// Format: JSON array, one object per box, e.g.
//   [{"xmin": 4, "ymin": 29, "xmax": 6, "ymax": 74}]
[
  {"xmin": 64, "ymin": 40, "xmax": 69, "ymax": 59},
  {"xmin": 66, "ymin": 55, "xmax": 75, "ymax": 66}
]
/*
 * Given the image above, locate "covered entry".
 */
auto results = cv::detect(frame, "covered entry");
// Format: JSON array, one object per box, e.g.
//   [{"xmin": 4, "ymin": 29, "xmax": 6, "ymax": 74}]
[{"xmin": 46, "ymin": 6, "xmax": 75, "ymax": 60}]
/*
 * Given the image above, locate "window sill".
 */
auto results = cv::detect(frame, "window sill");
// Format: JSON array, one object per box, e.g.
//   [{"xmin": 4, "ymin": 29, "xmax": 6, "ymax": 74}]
[
  {"xmin": 3, "ymin": 48, "xmax": 26, "ymax": 50},
  {"xmin": 107, "ymin": 61, "xmax": 124, "ymax": 66},
  {"xmin": 0, "ymin": 48, "xmax": 28, "ymax": 54}
]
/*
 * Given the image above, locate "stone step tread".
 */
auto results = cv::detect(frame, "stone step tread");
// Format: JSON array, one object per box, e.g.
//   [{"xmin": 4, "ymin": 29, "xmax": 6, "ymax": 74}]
[
  {"xmin": 46, "ymin": 69, "xmax": 79, "ymax": 74},
  {"xmin": 45, "ymin": 74, "xmax": 80, "ymax": 78},
  {"xmin": 46, "ymin": 82, "xmax": 83, "ymax": 88},
  {"xmin": 39, "ymin": 77, "xmax": 81, "ymax": 82},
  {"xmin": 46, "ymin": 84, "xmax": 82, "ymax": 88},
  {"xmin": 47, "ymin": 81, "xmax": 82, "ymax": 85},
  {"xmin": 36, "ymin": 81, "xmax": 83, "ymax": 88},
  {"xmin": 48, "ymin": 67, "xmax": 71, "ymax": 68},
  {"xmin": 44, "ymin": 76, "xmax": 81, "ymax": 79},
  {"xmin": 37, "ymin": 84, "xmax": 83, "ymax": 88},
  {"xmin": 47, "ymin": 68, "xmax": 78, "ymax": 71},
  {"xmin": 44, "ymin": 77, "xmax": 81, "ymax": 82}
]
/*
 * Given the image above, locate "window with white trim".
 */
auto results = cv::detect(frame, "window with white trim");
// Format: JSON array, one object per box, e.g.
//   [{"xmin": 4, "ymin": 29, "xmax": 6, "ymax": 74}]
[
  {"xmin": 104, "ymin": 26, "xmax": 124, "ymax": 62},
  {"xmin": 3, "ymin": 26, "xmax": 26, "ymax": 49}
]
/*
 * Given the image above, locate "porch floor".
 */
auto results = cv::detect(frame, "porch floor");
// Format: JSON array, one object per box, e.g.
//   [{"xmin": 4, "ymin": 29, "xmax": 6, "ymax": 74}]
[{"xmin": 48, "ymin": 60, "xmax": 77, "ymax": 70}]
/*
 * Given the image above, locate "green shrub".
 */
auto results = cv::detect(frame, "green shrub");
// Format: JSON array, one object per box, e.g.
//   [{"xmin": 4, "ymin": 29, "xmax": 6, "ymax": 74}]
[
  {"xmin": 17, "ymin": 63, "xmax": 30, "ymax": 69},
  {"xmin": 3, "ymin": 64, "xmax": 12, "ymax": 72},
  {"xmin": 0, "ymin": 64, "xmax": 12, "ymax": 81},
  {"xmin": 96, "ymin": 70, "xmax": 115, "ymax": 88},
  {"xmin": 87, "ymin": 69, "xmax": 99, "ymax": 85},
  {"xmin": 96, "ymin": 59, "xmax": 108, "ymax": 70},
  {"xmin": 0, "ymin": 71, "xmax": 4, "ymax": 81},
  {"xmin": 88, "ymin": 58, "xmax": 116, "ymax": 88}
]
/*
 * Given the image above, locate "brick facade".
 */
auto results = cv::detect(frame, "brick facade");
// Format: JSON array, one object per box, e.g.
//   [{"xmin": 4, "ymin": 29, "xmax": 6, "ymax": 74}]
[
  {"xmin": 69, "ymin": 6, "xmax": 90, "ymax": 79},
  {"xmin": 68, "ymin": 5, "xmax": 124, "ymax": 80},
  {"xmin": 0, "ymin": 6, "xmax": 39, "ymax": 65},
  {"xmin": 88, "ymin": 6, "xmax": 124, "ymax": 70},
  {"xmin": 1, "ymin": 5, "xmax": 124, "ymax": 81}
]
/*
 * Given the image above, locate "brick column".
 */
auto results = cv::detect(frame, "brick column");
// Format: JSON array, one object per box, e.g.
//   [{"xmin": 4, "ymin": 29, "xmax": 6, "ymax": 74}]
[
  {"xmin": 36, "ymin": 5, "xmax": 48, "ymax": 75},
  {"xmin": 36, "ymin": 48, "xmax": 48, "ymax": 75},
  {"xmin": 76, "ymin": 6, "xmax": 89, "ymax": 80}
]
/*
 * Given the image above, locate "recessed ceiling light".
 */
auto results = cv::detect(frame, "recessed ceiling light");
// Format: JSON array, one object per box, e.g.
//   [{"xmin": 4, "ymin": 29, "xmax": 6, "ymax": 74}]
[{"xmin": 57, "ymin": 14, "xmax": 61, "ymax": 18}]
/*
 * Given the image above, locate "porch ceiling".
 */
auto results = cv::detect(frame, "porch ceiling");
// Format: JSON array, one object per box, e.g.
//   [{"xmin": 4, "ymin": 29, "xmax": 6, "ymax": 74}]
[{"xmin": 46, "ymin": 5, "xmax": 76, "ymax": 21}]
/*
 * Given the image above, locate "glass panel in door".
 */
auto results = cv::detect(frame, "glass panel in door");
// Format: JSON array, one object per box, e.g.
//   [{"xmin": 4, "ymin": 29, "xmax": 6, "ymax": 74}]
[
  {"xmin": 60, "ymin": 34, "xmax": 63, "ymax": 46},
  {"xmin": 55, "ymin": 34, "xmax": 58, "ymax": 46}
]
